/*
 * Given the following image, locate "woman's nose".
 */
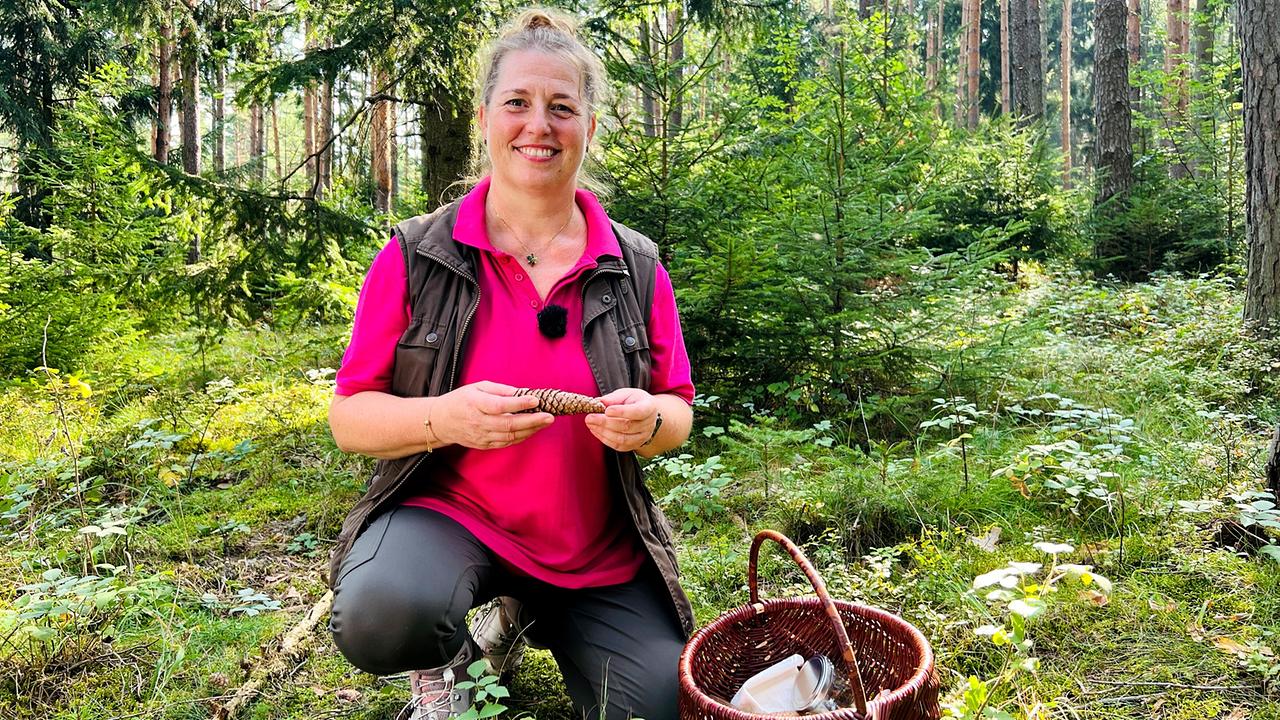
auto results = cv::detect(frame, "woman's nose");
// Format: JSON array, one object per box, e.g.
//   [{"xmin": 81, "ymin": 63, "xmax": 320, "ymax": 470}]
[{"xmin": 526, "ymin": 106, "xmax": 553, "ymax": 134}]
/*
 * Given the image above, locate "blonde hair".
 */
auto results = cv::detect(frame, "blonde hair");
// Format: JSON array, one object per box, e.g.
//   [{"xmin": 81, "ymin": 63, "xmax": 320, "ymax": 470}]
[{"xmin": 465, "ymin": 8, "xmax": 611, "ymax": 195}]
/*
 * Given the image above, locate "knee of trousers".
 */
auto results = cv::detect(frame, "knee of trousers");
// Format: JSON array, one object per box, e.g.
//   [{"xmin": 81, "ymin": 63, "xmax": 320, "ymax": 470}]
[
  {"xmin": 329, "ymin": 574, "xmax": 466, "ymax": 675},
  {"xmin": 604, "ymin": 642, "xmax": 682, "ymax": 720}
]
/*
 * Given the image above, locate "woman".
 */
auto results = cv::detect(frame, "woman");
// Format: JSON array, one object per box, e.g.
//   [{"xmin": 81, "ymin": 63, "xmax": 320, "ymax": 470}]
[{"xmin": 326, "ymin": 9, "xmax": 695, "ymax": 720}]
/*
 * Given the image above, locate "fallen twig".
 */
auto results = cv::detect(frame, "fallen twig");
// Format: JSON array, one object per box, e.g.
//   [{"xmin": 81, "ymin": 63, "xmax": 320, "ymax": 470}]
[{"xmin": 212, "ymin": 590, "xmax": 335, "ymax": 720}]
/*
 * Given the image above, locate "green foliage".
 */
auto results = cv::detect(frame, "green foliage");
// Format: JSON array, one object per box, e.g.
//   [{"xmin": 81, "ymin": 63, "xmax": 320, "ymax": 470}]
[
  {"xmin": 921, "ymin": 120, "xmax": 1082, "ymax": 269},
  {"xmin": 654, "ymin": 453, "xmax": 732, "ymax": 532},
  {"xmin": 1089, "ymin": 162, "xmax": 1235, "ymax": 279}
]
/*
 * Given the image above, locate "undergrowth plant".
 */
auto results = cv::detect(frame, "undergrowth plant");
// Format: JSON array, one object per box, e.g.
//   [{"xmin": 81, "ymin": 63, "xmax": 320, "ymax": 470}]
[{"xmin": 946, "ymin": 542, "xmax": 1112, "ymax": 720}]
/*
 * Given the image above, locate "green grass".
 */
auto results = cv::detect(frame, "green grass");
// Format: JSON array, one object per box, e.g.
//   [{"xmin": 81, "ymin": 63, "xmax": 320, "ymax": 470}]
[{"xmin": 2, "ymin": 269, "xmax": 1278, "ymax": 719}]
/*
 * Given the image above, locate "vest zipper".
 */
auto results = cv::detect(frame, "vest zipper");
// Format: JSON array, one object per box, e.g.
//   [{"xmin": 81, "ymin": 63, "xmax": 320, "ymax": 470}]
[{"xmin": 376, "ymin": 258, "xmax": 480, "ymax": 515}]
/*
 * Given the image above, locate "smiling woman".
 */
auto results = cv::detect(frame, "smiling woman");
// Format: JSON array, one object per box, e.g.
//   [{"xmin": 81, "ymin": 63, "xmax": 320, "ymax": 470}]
[{"xmin": 324, "ymin": 8, "xmax": 696, "ymax": 720}]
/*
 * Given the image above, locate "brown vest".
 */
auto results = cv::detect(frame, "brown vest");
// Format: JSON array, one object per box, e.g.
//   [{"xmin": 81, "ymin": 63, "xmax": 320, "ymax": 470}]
[{"xmin": 327, "ymin": 199, "xmax": 695, "ymax": 636}]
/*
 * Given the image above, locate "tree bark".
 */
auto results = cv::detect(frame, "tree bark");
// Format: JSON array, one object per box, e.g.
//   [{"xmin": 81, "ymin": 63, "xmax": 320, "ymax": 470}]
[
  {"xmin": 967, "ymin": 0, "xmax": 982, "ymax": 129},
  {"xmin": 319, "ymin": 69, "xmax": 333, "ymax": 199},
  {"xmin": 958, "ymin": 0, "xmax": 971, "ymax": 125},
  {"xmin": 213, "ymin": 57, "xmax": 225, "ymax": 174},
  {"xmin": 1061, "ymin": 0, "xmax": 1072, "ymax": 186},
  {"xmin": 390, "ymin": 97, "xmax": 399, "ymax": 205},
  {"xmin": 303, "ymin": 17, "xmax": 316, "ymax": 197},
  {"xmin": 1167, "ymin": 0, "xmax": 1191, "ymax": 178},
  {"xmin": 270, "ymin": 100, "xmax": 282, "ymax": 182},
  {"xmin": 1241, "ymin": 0, "xmax": 1280, "ymax": 337},
  {"xmin": 419, "ymin": 98, "xmax": 471, "ymax": 206},
  {"xmin": 639, "ymin": 18, "xmax": 657, "ymax": 137},
  {"xmin": 1094, "ymin": 0, "xmax": 1135, "ymax": 209},
  {"xmin": 371, "ymin": 66, "xmax": 392, "ymax": 214},
  {"xmin": 1001, "ymin": 0, "xmax": 1011, "ymax": 113},
  {"xmin": 155, "ymin": 10, "xmax": 173, "ymax": 163},
  {"xmin": 179, "ymin": 1, "xmax": 199, "ymax": 177},
  {"xmin": 667, "ymin": 5, "xmax": 684, "ymax": 137},
  {"xmin": 1010, "ymin": 0, "xmax": 1046, "ymax": 122},
  {"xmin": 250, "ymin": 103, "xmax": 265, "ymax": 182},
  {"xmin": 926, "ymin": 5, "xmax": 937, "ymax": 92}
]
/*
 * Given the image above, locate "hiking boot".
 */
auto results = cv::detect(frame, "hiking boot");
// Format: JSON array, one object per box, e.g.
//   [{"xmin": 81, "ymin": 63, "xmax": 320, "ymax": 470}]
[
  {"xmin": 468, "ymin": 596, "xmax": 535, "ymax": 678},
  {"xmin": 402, "ymin": 641, "xmax": 478, "ymax": 720}
]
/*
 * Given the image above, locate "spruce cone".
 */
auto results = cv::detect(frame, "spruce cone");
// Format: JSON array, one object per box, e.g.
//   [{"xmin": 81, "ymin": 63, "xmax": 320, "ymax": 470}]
[{"xmin": 515, "ymin": 388, "xmax": 605, "ymax": 415}]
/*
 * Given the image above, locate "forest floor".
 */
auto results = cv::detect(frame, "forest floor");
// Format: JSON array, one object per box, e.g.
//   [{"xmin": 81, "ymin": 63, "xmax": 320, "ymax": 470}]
[{"xmin": 2, "ymin": 267, "xmax": 1279, "ymax": 720}]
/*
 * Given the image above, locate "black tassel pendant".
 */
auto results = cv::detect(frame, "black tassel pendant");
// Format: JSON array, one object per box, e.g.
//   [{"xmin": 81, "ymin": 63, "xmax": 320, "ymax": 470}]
[{"xmin": 537, "ymin": 304, "xmax": 568, "ymax": 339}]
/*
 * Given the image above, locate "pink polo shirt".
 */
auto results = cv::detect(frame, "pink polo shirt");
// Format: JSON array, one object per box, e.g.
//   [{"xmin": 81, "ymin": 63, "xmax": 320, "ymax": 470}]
[{"xmin": 335, "ymin": 178, "xmax": 694, "ymax": 588}]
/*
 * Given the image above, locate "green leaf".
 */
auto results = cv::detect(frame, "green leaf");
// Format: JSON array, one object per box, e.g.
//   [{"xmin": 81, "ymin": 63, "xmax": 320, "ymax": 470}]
[
  {"xmin": 466, "ymin": 659, "xmax": 489, "ymax": 678},
  {"xmin": 478, "ymin": 703, "xmax": 507, "ymax": 718},
  {"xmin": 1260, "ymin": 545, "xmax": 1280, "ymax": 564}
]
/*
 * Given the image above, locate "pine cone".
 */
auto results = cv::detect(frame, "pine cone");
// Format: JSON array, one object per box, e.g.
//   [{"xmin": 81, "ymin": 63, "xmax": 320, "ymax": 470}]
[{"xmin": 514, "ymin": 388, "xmax": 605, "ymax": 415}]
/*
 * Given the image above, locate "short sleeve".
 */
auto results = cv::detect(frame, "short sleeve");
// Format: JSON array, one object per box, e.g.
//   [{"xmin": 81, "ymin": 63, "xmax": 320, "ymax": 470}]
[
  {"xmin": 334, "ymin": 239, "xmax": 412, "ymax": 396},
  {"xmin": 646, "ymin": 261, "xmax": 695, "ymax": 404}
]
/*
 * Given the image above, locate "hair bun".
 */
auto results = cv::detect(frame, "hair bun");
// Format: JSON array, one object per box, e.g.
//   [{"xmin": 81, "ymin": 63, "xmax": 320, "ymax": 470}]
[{"xmin": 512, "ymin": 8, "xmax": 577, "ymax": 36}]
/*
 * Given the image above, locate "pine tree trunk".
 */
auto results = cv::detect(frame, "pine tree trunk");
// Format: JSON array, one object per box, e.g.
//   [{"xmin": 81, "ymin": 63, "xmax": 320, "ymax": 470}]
[
  {"xmin": 1061, "ymin": 0, "xmax": 1072, "ymax": 186},
  {"xmin": 271, "ymin": 101, "xmax": 282, "ymax": 182},
  {"xmin": 250, "ymin": 103, "xmax": 265, "ymax": 182},
  {"xmin": 1001, "ymin": 0, "xmax": 1011, "ymax": 113},
  {"xmin": 1241, "ymin": 0, "xmax": 1280, "ymax": 337},
  {"xmin": 213, "ymin": 59, "xmax": 225, "ymax": 174},
  {"xmin": 926, "ymin": 5, "xmax": 937, "ymax": 91},
  {"xmin": 371, "ymin": 66, "xmax": 391, "ymax": 213},
  {"xmin": 1094, "ymin": 0, "xmax": 1135, "ymax": 209},
  {"xmin": 639, "ymin": 18, "xmax": 657, "ymax": 137},
  {"xmin": 155, "ymin": 11, "xmax": 173, "ymax": 163},
  {"xmin": 957, "ymin": 0, "xmax": 971, "ymax": 125},
  {"xmin": 967, "ymin": 0, "xmax": 982, "ymax": 128},
  {"xmin": 303, "ymin": 17, "xmax": 316, "ymax": 197},
  {"xmin": 390, "ymin": 98, "xmax": 399, "ymax": 205},
  {"xmin": 179, "ymin": 3, "xmax": 199, "ymax": 177},
  {"xmin": 419, "ymin": 98, "xmax": 471, "ymax": 205},
  {"xmin": 1193, "ymin": 0, "xmax": 1214, "ymax": 75},
  {"xmin": 1167, "ymin": 0, "xmax": 1191, "ymax": 177},
  {"xmin": 1127, "ymin": 0, "xmax": 1144, "ymax": 149},
  {"xmin": 1011, "ymin": 0, "xmax": 1046, "ymax": 122},
  {"xmin": 667, "ymin": 5, "xmax": 684, "ymax": 137},
  {"xmin": 319, "ymin": 72, "xmax": 333, "ymax": 199}
]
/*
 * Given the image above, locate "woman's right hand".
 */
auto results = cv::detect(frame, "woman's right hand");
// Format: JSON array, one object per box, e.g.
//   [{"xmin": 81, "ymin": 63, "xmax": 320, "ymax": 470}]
[{"xmin": 431, "ymin": 381, "xmax": 555, "ymax": 450}]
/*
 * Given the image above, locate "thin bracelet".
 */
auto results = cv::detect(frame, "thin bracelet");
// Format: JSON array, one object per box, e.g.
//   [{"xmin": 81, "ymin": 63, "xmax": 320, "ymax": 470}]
[{"xmin": 422, "ymin": 401, "xmax": 439, "ymax": 453}]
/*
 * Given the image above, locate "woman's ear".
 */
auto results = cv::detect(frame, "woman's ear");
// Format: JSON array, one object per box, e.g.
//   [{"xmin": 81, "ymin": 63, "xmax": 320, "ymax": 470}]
[
  {"xmin": 587, "ymin": 113, "xmax": 597, "ymax": 144},
  {"xmin": 476, "ymin": 105, "xmax": 488, "ymax": 142}
]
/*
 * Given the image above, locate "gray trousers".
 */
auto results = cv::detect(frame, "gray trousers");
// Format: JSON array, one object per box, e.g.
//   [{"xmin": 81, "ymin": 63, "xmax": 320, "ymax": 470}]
[{"xmin": 329, "ymin": 506, "xmax": 684, "ymax": 720}]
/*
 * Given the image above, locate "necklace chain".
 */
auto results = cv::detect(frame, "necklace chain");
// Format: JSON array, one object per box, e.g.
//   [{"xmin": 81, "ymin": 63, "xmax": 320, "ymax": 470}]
[{"xmin": 492, "ymin": 208, "xmax": 574, "ymax": 266}]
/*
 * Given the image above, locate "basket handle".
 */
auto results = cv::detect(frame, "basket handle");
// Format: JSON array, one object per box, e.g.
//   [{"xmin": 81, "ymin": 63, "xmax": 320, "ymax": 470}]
[{"xmin": 749, "ymin": 530, "xmax": 869, "ymax": 717}]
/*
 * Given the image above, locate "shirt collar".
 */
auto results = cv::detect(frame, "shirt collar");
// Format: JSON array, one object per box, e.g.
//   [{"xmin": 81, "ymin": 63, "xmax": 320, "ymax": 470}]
[{"xmin": 452, "ymin": 176, "xmax": 622, "ymax": 261}]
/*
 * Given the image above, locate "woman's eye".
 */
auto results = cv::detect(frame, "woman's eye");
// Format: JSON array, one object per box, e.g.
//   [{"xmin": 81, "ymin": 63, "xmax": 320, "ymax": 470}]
[
  {"xmin": 552, "ymin": 104, "xmax": 577, "ymax": 115},
  {"xmin": 504, "ymin": 98, "xmax": 527, "ymax": 108}
]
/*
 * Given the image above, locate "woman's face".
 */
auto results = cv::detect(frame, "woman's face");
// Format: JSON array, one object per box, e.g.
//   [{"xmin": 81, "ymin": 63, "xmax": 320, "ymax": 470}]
[{"xmin": 478, "ymin": 49, "xmax": 596, "ymax": 196}]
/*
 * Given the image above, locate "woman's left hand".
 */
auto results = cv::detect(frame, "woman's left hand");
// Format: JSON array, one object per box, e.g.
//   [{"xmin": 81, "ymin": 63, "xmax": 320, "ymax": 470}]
[{"xmin": 585, "ymin": 388, "xmax": 659, "ymax": 452}]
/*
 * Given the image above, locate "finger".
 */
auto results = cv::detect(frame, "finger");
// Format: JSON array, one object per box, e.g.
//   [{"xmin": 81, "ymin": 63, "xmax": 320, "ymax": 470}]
[
  {"xmin": 481, "ymin": 392, "xmax": 541, "ymax": 415},
  {"xmin": 472, "ymin": 380, "xmax": 519, "ymax": 396},
  {"xmin": 496, "ymin": 412, "xmax": 554, "ymax": 434},
  {"xmin": 596, "ymin": 388, "xmax": 635, "ymax": 405},
  {"xmin": 596, "ymin": 415, "xmax": 641, "ymax": 434},
  {"xmin": 604, "ymin": 402, "xmax": 651, "ymax": 420}
]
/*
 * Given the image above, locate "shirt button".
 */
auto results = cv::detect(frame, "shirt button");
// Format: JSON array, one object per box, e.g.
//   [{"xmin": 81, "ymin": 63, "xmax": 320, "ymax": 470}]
[
  {"xmin": 425, "ymin": 332, "xmax": 439, "ymax": 343},
  {"xmin": 624, "ymin": 336, "xmax": 637, "ymax": 347},
  {"xmin": 530, "ymin": 300, "xmax": 539, "ymax": 308},
  {"xmin": 602, "ymin": 294, "xmax": 613, "ymax": 304},
  {"xmin": 515, "ymin": 273, "xmax": 524, "ymax": 281}
]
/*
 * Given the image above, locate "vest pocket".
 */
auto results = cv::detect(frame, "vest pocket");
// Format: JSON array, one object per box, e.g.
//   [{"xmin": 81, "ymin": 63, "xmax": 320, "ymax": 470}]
[
  {"xmin": 393, "ymin": 319, "xmax": 448, "ymax": 397},
  {"xmin": 618, "ymin": 321, "xmax": 652, "ymax": 390}
]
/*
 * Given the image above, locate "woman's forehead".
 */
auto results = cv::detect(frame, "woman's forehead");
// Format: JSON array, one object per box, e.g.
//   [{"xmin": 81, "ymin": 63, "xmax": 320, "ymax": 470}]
[{"xmin": 493, "ymin": 50, "xmax": 583, "ymax": 97}]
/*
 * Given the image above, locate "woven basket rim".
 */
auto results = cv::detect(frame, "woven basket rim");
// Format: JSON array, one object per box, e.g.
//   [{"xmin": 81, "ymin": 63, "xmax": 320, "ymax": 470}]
[{"xmin": 678, "ymin": 597, "xmax": 936, "ymax": 719}]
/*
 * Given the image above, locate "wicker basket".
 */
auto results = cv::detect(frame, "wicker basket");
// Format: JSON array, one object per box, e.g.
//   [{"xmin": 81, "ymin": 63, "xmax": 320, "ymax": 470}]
[{"xmin": 678, "ymin": 530, "xmax": 940, "ymax": 720}]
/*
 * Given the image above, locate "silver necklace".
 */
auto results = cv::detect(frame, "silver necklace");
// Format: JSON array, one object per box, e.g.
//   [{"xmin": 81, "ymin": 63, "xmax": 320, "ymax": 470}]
[{"xmin": 492, "ymin": 209, "xmax": 574, "ymax": 266}]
